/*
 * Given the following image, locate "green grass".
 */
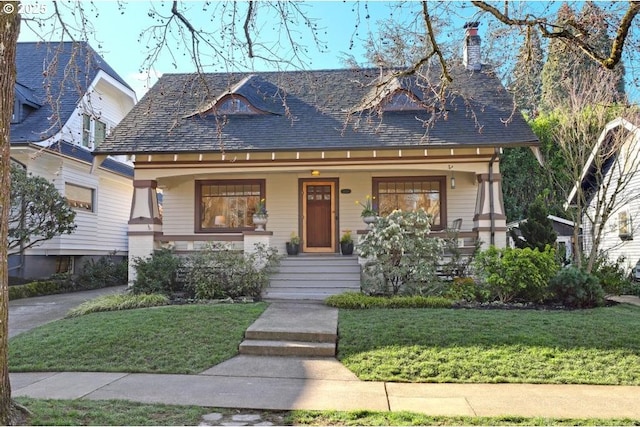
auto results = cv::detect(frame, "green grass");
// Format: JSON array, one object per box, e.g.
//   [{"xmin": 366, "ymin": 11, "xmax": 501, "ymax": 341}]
[
  {"xmin": 14, "ymin": 399, "xmax": 640, "ymax": 426},
  {"xmin": 10, "ymin": 303, "xmax": 266, "ymax": 374},
  {"xmin": 66, "ymin": 293, "xmax": 170, "ymax": 317},
  {"xmin": 16, "ymin": 398, "xmax": 210, "ymax": 426},
  {"xmin": 337, "ymin": 305, "xmax": 640, "ymax": 385}
]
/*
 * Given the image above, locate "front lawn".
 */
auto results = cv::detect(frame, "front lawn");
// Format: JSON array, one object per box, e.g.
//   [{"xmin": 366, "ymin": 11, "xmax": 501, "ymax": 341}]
[
  {"xmin": 337, "ymin": 305, "xmax": 640, "ymax": 385},
  {"xmin": 9, "ymin": 303, "xmax": 266, "ymax": 374}
]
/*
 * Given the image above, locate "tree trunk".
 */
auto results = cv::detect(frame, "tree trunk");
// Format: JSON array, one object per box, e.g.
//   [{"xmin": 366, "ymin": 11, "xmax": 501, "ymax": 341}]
[{"xmin": 0, "ymin": 3, "xmax": 20, "ymax": 425}]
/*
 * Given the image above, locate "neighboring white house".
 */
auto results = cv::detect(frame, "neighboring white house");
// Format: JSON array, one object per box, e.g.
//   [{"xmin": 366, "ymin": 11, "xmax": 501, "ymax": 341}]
[
  {"xmin": 9, "ymin": 42, "xmax": 137, "ymax": 279},
  {"xmin": 567, "ymin": 117, "xmax": 640, "ymax": 274}
]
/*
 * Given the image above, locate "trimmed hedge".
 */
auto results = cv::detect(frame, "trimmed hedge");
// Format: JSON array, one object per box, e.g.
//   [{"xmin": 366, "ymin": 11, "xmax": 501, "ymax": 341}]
[
  {"xmin": 325, "ymin": 292, "xmax": 453, "ymax": 309},
  {"xmin": 9, "ymin": 280, "xmax": 69, "ymax": 300}
]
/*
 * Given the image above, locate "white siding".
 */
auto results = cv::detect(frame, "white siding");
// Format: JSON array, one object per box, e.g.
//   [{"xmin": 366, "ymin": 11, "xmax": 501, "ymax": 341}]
[{"xmin": 583, "ymin": 120, "xmax": 640, "ymax": 270}]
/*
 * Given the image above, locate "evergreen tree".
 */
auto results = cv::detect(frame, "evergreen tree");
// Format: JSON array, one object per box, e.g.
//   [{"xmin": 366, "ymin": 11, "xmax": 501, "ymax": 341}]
[
  {"xmin": 510, "ymin": 197, "xmax": 557, "ymax": 252},
  {"xmin": 510, "ymin": 30, "xmax": 544, "ymax": 116},
  {"xmin": 541, "ymin": 3, "xmax": 625, "ymax": 111}
]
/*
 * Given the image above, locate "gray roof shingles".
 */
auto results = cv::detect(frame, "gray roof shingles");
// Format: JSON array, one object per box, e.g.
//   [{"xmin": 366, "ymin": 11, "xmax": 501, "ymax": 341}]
[{"xmin": 98, "ymin": 65, "xmax": 538, "ymax": 155}]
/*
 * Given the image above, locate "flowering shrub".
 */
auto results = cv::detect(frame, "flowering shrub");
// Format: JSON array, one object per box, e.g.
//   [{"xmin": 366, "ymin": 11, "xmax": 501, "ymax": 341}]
[{"xmin": 358, "ymin": 209, "xmax": 443, "ymax": 295}]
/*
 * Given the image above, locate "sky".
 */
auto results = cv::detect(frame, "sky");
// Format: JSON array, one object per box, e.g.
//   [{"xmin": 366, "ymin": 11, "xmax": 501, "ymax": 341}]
[
  {"xmin": 15, "ymin": 1, "xmax": 637, "ymax": 102},
  {"xmin": 16, "ymin": 1, "xmax": 480, "ymax": 97}
]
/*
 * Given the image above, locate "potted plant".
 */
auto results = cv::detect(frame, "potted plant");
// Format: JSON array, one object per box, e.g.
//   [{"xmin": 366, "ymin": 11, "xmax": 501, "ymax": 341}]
[
  {"xmin": 252, "ymin": 198, "xmax": 268, "ymax": 231},
  {"xmin": 286, "ymin": 232, "xmax": 300, "ymax": 255},
  {"xmin": 340, "ymin": 230, "xmax": 354, "ymax": 255},
  {"xmin": 356, "ymin": 195, "xmax": 377, "ymax": 228}
]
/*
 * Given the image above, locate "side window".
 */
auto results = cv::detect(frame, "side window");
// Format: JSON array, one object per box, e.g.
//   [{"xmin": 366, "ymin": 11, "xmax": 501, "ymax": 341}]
[
  {"xmin": 82, "ymin": 114, "xmax": 91, "ymax": 147},
  {"xmin": 66, "ymin": 183, "xmax": 95, "ymax": 212},
  {"xmin": 94, "ymin": 120, "xmax": 107, "ymax": 147}
]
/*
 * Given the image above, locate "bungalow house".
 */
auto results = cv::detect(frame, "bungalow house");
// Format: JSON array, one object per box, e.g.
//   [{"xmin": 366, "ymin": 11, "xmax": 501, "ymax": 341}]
[
  {"xmin": 9, "ymin": 42, "xmax": 137, "ymax": 279},
  {"xmin": 567, "ymin": 117, "xmax": 640, "ymax": 275},
  {"xmin": 94, "ymin": 25, "xmax": 540, "ymax": 295}
]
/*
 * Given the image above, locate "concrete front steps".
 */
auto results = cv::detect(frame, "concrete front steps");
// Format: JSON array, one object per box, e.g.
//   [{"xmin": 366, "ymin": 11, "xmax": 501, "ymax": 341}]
[
  {"xmin": 239, "ymin": 303, "xmax": 338, "ymax": 357},
  {"xmin": 264, "ymin": 254, "xmax": 361, "ymax": 301}
]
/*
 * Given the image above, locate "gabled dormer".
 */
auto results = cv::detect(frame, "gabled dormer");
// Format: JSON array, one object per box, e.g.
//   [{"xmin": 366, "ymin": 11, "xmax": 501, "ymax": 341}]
[
  {"xmin": 12, "ymin": 82, "xmax": 41, "ymax": 124},
  {"xmin": 352, "ymin": 74, "xmax": 426, "ymax": 114},
  {"xmin": 185, "ymin": 75, "xmax": 286, "ymax": 118},
  {"xmin": 381, "ymin": 90, "xmax": 424, "ymax": 111}
]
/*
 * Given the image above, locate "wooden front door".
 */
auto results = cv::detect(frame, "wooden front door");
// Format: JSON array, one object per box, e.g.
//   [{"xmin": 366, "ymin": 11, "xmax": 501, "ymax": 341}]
[{"xmin": 302, "ymin": 180, "xmax": 336, "ymax": 253}]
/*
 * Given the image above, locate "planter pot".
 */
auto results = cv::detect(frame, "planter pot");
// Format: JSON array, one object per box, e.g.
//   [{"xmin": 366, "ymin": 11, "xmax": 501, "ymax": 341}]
[
  {"xmin": 286, "ymin": 242, "xmax": 300, "ymax": 256},
  {"xmin": 252, "ymin": 214, "xmax": 268, "ymax": 231},
  {"xmin": 340, "ymin": 242, "xmax": 354, "ymax": 255},
  {"xmin": 362, "ymin": 215, "xmax": 377, "ymax": 229}
]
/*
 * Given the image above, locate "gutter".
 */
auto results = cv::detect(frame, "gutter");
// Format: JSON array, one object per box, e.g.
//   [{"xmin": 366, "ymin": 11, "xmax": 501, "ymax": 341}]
[{"xmin": 488, "ymin": 148, "xmax": 500, "ymax": 246}]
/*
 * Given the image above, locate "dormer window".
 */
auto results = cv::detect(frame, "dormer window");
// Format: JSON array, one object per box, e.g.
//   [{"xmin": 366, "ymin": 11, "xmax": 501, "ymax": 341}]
[
  {"xmin": 216, "ymin": 96, "xmax": 256, "ymax": 115},
  {"xmin": 383, "ymin": 91, "xmax": 423, "ymax": 111}
]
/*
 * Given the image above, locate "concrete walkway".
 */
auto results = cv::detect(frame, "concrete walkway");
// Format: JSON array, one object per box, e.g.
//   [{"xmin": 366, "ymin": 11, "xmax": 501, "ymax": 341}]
[{"xmin": 8, "ymin": 291, "xmax": 640, "ymax": 419}]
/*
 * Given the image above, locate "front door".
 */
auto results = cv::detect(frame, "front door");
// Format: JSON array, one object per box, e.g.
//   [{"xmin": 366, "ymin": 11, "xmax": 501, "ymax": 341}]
[{"xmin": 302, "ymin": 180, "xmax": 336, "ymax": 253}]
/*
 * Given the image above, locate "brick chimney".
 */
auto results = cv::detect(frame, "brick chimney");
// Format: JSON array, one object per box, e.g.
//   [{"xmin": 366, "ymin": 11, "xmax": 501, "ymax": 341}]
[{"xmin": 463, "ymin": 22, "xmax": 481, "ymax": 71}]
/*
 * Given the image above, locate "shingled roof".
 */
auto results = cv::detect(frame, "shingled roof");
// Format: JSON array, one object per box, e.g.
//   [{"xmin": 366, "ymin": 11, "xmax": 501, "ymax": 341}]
[
  {"xmin": 97, "ymin": 65, "xmax": 538, "ymax": 155},
  {"xmin": 11, "ymin": 41, "xmax": 132, "ymax": 144}
]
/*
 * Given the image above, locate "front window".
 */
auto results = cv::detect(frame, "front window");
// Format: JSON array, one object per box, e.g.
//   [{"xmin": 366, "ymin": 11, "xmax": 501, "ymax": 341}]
[
  {"xmin": 66, "ymin": 183, "xmax": 94, "ymax": 212},
  {"xmin": 373, "ymin": 176, "xmax": 445, "ymax": 230},
  {"xmin": 196, "ymin": 179, "xmax": 265, "ymax": 232}
]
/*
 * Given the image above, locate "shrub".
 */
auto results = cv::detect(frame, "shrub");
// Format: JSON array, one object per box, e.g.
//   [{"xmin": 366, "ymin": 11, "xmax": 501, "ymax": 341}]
[
  {"xmin": 548, "ymin": 266, "xmax": 605, "ymax": 308},
  {"xmin": 187, "ymin": 242, "xmax": 281, "ymax": 300},
  {"xmin": 74, "ymin": 255, "xmax": 128, "ymax": 290},
  {"xmin": 132, "ymin": 248, "xmax": 184, "ymax": 296},
  {"xmin": 591, "ymin": 254, "xmax": 633, "ymax": 295},
  {"xmin": 443, "ymin": 277, "xmax": 490, "ymax": 302},
  {"xmin": 473, "ymin": 245, "xmax": 559, "ymax": 303},
  {"xmin": 324, "ymin": 292, "xmax": 453, "ymax": 309},
  {"xmin": 66, "ymin": 293, "xmax": 169, "ymax": 317},
  {"xmin": 358, "ymin": 209, "xmax": 443, "ymax": 296},
  {"xmin": 8, "ymin": 280, "xmax": 65, "ymax": 300}
]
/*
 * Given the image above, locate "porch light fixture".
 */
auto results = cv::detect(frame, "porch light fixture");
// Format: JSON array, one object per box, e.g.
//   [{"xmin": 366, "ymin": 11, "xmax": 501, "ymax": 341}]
[
  {"xmin": 311, "ymin": 170, "xmax": 320, "ymax": 176},
  {"xmin": 449, "ymin": 165, "xmax": 456, "ymax": 189}
]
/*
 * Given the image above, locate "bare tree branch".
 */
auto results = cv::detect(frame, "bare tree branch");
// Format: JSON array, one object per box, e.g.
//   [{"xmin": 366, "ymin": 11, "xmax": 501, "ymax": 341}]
[{"xmin": 471, "ymin": 0, "xmax": 640, "ymax": 70}]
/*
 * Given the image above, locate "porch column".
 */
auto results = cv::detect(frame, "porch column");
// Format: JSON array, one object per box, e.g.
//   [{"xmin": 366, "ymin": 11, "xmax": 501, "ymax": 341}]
[
  {"xmin": 473, "ymin": 173, "xmax": 507, "ymax": 248},
  {"xmin": 128, "ymin": 180, "xmax": 163, "ymax": 285}
]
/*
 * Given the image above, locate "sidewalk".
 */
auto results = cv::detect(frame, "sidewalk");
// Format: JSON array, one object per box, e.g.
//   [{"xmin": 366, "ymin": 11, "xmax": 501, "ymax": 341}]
[
  {"xmin": 9, "ymin": 292, "xmax": 640, "ymax": 419},
  {"xmin": 10, "ymin": 360, "xmax": 640, "ymax": 419}
]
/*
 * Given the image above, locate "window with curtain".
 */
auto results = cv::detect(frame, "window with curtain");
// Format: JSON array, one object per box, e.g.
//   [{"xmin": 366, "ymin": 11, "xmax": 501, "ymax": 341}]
[
  {"xmin": 373, "ymin": 176, "xmax": 446, "ymax": 230},
  {"xmin": 196, "ymin": 179, "xmax": 265, "ymax": 232},
  {"xmin": 66, "ymin": 183, "xmax": 95, "ymax": 212}
]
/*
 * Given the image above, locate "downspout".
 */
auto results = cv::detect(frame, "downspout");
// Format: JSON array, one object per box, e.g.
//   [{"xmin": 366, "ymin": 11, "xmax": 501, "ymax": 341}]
[{"xmin": 488, "ymin": 148, "xmax": 500, "ymax": 246}]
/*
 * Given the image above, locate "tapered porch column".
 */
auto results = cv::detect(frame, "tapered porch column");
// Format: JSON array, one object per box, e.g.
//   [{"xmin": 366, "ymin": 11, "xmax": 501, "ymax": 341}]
[
  {"xmin": 127, "ymin": 180, "xmax": 163, "ymax": 285},
  {"xmin": 473, "ymin": 173, "xmax": 507, "ymax": 248}
]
